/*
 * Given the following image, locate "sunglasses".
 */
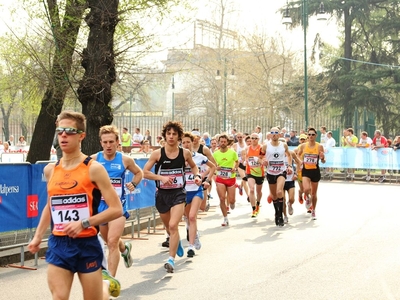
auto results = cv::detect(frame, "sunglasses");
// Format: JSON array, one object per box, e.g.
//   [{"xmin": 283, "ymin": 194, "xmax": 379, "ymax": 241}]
[
  {"xmin": 56, "ymin": 127, "xmax": 83, "ymax": 135},
  {"xmin": 308, "ymin": 133, "xmax": 316, "ymax": 136},
  {"xmin": 270, "ymin": 131, "xmax": 279, "ymax": 134},
  {"xmin": 237, "ymin": 136, "xmax": 243, "ymax": 138},
  {"xmin": 251, "ymin": 137, "xmax": 259, "ymax": 140}
]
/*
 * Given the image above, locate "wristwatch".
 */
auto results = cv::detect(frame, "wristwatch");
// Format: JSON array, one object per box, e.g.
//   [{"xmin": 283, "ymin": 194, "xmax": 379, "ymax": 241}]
[{"xmin": 81, "ymin": 218, "xmax": 91, "ymax": 229}]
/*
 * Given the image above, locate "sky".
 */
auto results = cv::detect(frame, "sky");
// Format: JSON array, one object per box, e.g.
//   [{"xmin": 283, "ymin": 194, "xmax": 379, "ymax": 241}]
[{"xmin": 0, "ymin": 0, "xmax": 341, "ymax": 64}]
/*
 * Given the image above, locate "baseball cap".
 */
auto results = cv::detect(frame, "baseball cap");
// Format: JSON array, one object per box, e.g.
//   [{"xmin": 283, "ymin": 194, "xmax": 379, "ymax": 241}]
[{"xmin": 299, "ymin": 134, "xmax": 307, "ymax": 140}]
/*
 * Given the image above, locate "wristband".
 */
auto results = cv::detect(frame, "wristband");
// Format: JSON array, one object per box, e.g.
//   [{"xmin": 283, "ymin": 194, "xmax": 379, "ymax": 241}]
[
  {"xmin": 132, "ymin": 182, "xmax": 137, "ymax": 188},
  {"xmin": 195, "ymin": 174, "xmax": 202, "ymax": 179}
]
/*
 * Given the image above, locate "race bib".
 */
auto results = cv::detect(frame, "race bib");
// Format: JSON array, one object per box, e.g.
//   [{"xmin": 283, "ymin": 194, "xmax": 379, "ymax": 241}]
[
  {"xmin": 159, "ymin": 168, "xmax": 184, "ymax": 189},
  {"xmin": 50, "ymin": 193, "xmax": 90, "ymax": 233},
  {"xmin": 304, "ymin": 154, "xmax": 318, "ymax": 167},
  {"xmin": 110, "ymin": 177, "xmax": 122, "ymax": 198},
  {"xmin": 267, "ymin": 161, "xmax": 284, "ymax": 175},
  {"xmin": 217, "ymin": 167, "xmax": 232, "ymax": 179},
  {"xmin": 248, "ymin": 156, "xmax": 261, "ymax": 168}
]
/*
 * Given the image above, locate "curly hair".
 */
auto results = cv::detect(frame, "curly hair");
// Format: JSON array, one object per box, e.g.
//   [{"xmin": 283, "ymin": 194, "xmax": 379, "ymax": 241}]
[{"xmin": 161, "ymin": 121, "xmax": 184, "ymax": 140}]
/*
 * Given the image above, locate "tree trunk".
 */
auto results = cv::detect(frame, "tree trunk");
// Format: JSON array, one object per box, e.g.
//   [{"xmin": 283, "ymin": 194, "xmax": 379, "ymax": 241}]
[
  {"xmin": 78, "ymin": 0, "xmax": 118, "ymax": 156},
  {"xmin": 26, "ymin": 0, "xmax": 87, "ymax": 163}
]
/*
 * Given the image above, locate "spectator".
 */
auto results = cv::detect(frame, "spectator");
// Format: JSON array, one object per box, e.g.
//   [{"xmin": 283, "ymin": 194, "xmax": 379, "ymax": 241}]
[
  {"xmin": 121, "ymin": 127, "xmax": 132, "ymax": 153},
  {"xmin": 393, "ymin": 136, "xmax": 400, "ymax": 150},
  {"xmin": 3, "ymin": 142, "xmax": 10, "ymax": 153},
  {"xmin": 156, "ymin": 136, "xmax": 163, "ymax": 146},
  {"xmin": 7, "ymin": 135, "xmax": 14, "ymax": 146},
  {"xmin": 325, "ymin": 131, "xmax": 336, "ymax": 177},
  {"xmin": 132, "ymin": 127, "xmax": 143, "ymax": 145},
  {"xmin": 144, "ymin": 129, "xmax": 152, "ymax": 146},
  {"xmin": 371, "ymin": 129, "xmax": 388, "ymax": 183},
  {"xmin": 231, "ymin": 129, "xmax": 238, "ymax": 143},
  {"xmin": 343, "ymin": 128, "xmax": 358, "ymax": 180},
  {"xmin": 320, "ymin": 126, "xmax": 327, "ymax": 146},
  {"xmin": 203, "ymin": 132, "xmax": 211, "ymax": 147},
  {"xmin": 357, "ymin": 131, "xmax": 372, "ymax": 148},
  {"xmin": 139, "ymin": 140, "xmax": 153, "ymax": 154},
  {"xmin": 17, "ymin": 136, "xmax": 27, "ymax": 147},
  {"xmin": 325, "ymin": 131, "xmax": 336, "ymax": 149},
  {"xmin": 254, "ymin": 125, "xmax": 263, "ymax": 141},
  {"xmin": 287, "ymin": 130, "xmax": 299, "ymax": 146}
]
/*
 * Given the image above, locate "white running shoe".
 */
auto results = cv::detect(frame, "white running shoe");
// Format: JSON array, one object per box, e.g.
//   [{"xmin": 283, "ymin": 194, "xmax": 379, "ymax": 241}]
[
  {"xmin": 221, "ymin": 218, "xmax": 229, "ymax": 227},
  {"xmin": 288, "ymin": 201, "xmax": 294, "ymax": 215},
  {"xmin": 305, "ymin": 195, "xmax": 312, "ymax": 209},
  {"xmin": 311, "ymin": 210, "xmax": 317, "ymax": 220},
  {"xmin": 194, "ymin": 232, "xmax": 202, "ymax": 250},
  {"xmin": 284, "ymin": 216, "xmax": 289, "ymax": 223}
]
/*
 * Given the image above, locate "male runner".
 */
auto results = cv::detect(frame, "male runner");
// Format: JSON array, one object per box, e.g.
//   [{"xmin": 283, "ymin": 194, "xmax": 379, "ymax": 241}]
[
  {"xmin": 28, "ymin": 110, "xmax": 122, "ymax": 300},
  {"xmin": 91, "ymin": 125, "xmax": 143, "ymax": 277},
  {"xmin": 263, "ymin": 127, "xmax": 293, "ymax": 226},
  {"xmin": 143, "ymin": 121, "xmax": 202, "ymax": 273},
  {"xmin": 213, "ymin": 134, "xmax": 239, "ymax": 226}
]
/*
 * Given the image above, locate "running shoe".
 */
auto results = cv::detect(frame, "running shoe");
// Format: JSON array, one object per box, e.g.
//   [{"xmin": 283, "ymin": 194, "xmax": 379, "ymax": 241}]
[
  {"xmin": 298, "ymin": 193, "xmax": 304, "ymax": 204},
  {"xmin": 226, "ymin": 206, "xmax": 230, "ymax": 214},
  {"xmin": 164, "ymin": 258, "xmax": 175, "ymax": 273},
  {"xmin": 267, "ymin": 195, "xmax": 272, "ymax": 204},
  {"xmin": 121, "ymin": 241, "xmax": 133, "ymax": 268},
  {"xmin": 284, "ymin": 216, "xmax": 289, "ymax": 223},
  {"xmin": 162, "ymin": 237, "xmax": 169, "ymax": 248},
  {"xmin": 205, "ymin": 201, "xmax": 210, "ymax": 212},
  {"xmin": 288, "ymin": 202, "xmax": 293, "ymax": 215},
  {"xmin": 102, "ymin": 269, "xmax": 121, "ymax": 297},
  {"xmin": 229, "ymin": 202, "xmax": 235, "ymax": 210},
  {"xmin": 238, "ymin": 185, "xmax": 243, "ymax": 196},
  {"xmin": 221, "ymin": 218, "xmax": 229, "ymax": 226},
  {"xmin": 311, "ymin": 210, "xmax": 317, "ymax": 220},
  {"xmin": 194, "ymin": 232, "xmax": 202, "ymax": 250},
  {"xmin": 278, "ymin": 216, "xmax": 284, "ymax": 227},
  {"xmin": 177, "ymin": 240, "xmax": 184, "ymax": 257},
  {"xmin": 305, "ymin": 195, "xmax": 312, "ymax": 209},
  {"xmin": 251, "ymin": 210, "xmax": 257, "ymax": 218},
  {"xmin": 187, "ymin": 245, "xmax": 195, "ymax": 257},
  {"xmin": 255, "ymin": 205, "xmax": 260, "ymax": 215}
]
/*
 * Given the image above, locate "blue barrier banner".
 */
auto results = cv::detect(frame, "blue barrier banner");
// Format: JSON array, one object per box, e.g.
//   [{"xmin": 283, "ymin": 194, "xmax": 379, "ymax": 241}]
[
  {"xmin": 31, "ymin": 164, "xmax": 49, "ymax": 228},
  {"xmin": 289, "ymin": 146, "xmax": 398, "ymax": 170},
  {"xmin": 393, "ymin": 150, "xmax": 400, "ymax": 170},
  {"xmin": 125, "ymin": 158, "xmax": 156, "ymax": 210},
  {"xmin": 370, "ymin": 148, "xmax": 392, "ymax": 170},
  {"xmin": 0, "ymin": 164, "xmax": 31, "ymax": 232}
]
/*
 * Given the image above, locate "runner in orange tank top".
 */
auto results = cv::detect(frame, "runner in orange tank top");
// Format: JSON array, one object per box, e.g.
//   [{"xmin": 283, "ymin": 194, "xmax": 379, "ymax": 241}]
[{"xmin": 28, "ymin": 111, "xmax": 122, "ymax": 300}]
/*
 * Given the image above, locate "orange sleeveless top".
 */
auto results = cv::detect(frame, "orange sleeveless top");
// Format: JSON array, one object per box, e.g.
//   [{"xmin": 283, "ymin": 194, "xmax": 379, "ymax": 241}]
[{"xmin": 48, "ymin": 157, "xmax": 101, "ymax": 237}]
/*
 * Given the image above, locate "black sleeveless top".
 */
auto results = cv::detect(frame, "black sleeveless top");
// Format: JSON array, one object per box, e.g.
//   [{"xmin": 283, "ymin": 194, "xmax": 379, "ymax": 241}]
[{"xmin": 155, "ymin": 147, "xmax": 186, "ymax": 190}]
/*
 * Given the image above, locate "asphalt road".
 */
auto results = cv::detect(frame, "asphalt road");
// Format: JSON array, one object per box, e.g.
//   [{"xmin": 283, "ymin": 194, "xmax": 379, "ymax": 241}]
[{"xmin": 2, "ymin": 180, "xmax": 400, "ymax": 300}]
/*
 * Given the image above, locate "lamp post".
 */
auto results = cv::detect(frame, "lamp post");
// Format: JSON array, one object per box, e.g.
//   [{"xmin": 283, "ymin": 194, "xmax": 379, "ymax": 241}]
[
  {"xmin": 283, "ymin": 1, "xmax": 326, "ymax": 130},
  {"xmin": 223, "ymin": 57, "xmax": 227, "ymax": 132},
  {"xmin": 171, "ymin": 75, "xmax": 175, "ymax": 120}
]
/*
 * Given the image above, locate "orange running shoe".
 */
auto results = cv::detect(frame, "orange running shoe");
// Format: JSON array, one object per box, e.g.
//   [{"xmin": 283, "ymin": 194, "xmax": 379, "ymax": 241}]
[{"xmin": 298, "ymin": 192, "xmax": 304, "ymax": 204}]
